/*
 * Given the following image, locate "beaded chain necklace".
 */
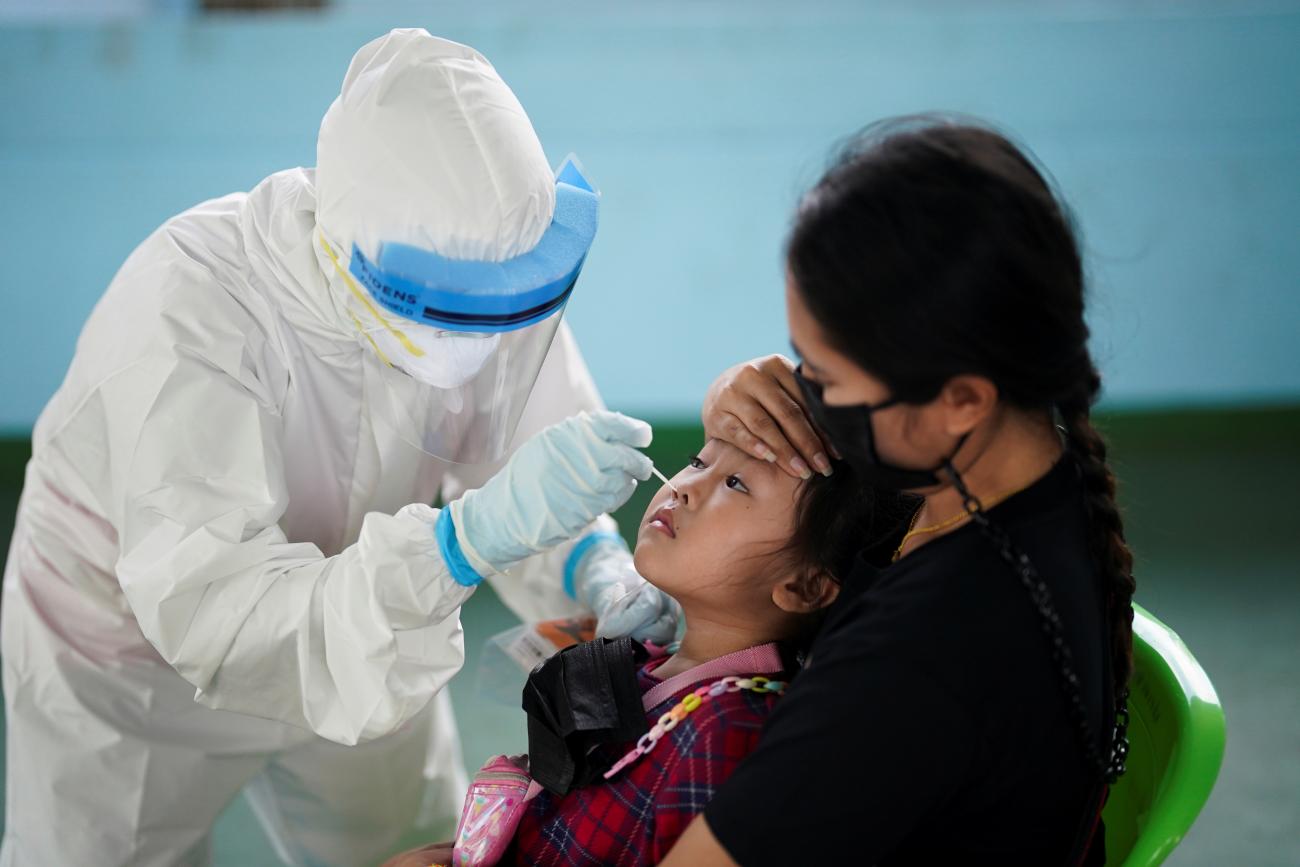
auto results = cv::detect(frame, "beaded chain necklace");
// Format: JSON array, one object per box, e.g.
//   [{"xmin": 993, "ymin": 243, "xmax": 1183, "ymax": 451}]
[{"xmin": 603, "ymin": 674, "xmax": 787, "ymax": 780}]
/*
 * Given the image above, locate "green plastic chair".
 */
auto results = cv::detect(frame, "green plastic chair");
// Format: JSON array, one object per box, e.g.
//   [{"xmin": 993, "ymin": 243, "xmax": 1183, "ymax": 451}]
[{"xmin": 1102, "ymin": 603, "xmax": 1226, "ymax": 865}]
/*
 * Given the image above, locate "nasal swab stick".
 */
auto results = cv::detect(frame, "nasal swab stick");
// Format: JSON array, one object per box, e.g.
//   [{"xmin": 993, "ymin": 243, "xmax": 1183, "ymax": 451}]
[{"xmin": 649, "ymin": 463, "xmax": 678, "ymax": 495}]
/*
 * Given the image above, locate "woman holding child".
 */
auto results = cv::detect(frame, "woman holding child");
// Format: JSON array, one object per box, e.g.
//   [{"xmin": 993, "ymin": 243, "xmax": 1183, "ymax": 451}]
[{"xmin": 390, "ymin": 115, "xmax": 1134, "ymax": 866}]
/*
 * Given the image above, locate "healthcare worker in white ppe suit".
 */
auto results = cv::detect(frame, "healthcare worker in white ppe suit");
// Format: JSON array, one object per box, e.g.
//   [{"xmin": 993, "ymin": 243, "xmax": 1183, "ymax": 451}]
[{"xmin": 0, "ymin": 28, "xmax": 676, "ymax": 867}]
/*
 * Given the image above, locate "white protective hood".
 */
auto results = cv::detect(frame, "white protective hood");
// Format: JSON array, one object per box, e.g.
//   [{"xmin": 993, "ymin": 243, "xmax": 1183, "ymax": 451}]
[
  {"xmin": 311, "ymin": 29, "xmax": 588, "ymax": 464},
  {"xmin": 316, "ymin": 29, "xmax": 555, "ymax": 265}
]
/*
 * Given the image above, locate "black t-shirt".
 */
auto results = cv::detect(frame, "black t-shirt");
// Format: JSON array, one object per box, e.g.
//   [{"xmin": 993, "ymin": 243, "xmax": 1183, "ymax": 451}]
[{"xmin": 705, "ymin": 455, "xmax": 1112, "ymax": 865}]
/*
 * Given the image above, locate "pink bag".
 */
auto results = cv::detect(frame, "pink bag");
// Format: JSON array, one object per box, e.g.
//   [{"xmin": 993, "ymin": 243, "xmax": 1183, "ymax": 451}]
[{"xmin": 452, "ymin": 754, "xmax": 537, "ymax": 867}]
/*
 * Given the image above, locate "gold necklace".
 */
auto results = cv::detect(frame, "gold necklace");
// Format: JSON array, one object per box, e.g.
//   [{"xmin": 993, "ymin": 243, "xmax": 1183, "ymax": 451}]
[{"xmin": 891, "ymin": 483, "xmax": 1029, "ymax": 562}]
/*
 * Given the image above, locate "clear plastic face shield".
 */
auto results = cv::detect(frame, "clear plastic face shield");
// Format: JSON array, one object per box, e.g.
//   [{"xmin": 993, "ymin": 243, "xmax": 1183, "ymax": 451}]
[{"xmin": 318, "ymin": 157, "xmax": 599, "ymax": 465}]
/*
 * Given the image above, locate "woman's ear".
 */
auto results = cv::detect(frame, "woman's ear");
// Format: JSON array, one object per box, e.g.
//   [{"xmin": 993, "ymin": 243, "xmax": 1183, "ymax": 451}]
[
  {"xmin": 772, "ymin": 571, "xmax": 840, "ymax": 615},
  {"xmin": 938, "ymin": 374, "xmax": 999, "ymax": 437}
]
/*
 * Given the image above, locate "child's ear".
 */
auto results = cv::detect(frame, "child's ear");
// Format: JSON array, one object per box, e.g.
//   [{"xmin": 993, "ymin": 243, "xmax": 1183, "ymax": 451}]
[{"xmin": 772, "ymin": 571, "xmax": 840, "ymax": 615}]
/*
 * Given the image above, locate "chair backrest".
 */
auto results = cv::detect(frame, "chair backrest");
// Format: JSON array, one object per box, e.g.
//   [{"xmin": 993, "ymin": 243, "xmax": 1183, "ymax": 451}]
[{"xmin": 1102, "ymin": 603, "xmax": 1226, "ymax": 865}]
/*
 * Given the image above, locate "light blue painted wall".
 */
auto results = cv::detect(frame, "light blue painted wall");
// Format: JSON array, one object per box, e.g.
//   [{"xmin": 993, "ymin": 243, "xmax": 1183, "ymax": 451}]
[{"xmin": 1, "ymin": 1, "xmax": 1297, "ymax": 430}]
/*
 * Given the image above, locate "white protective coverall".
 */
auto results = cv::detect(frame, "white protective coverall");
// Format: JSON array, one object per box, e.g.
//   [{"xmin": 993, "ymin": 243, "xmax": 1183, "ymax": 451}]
[{"xmin": 1, "ymin": 29, "xmax": 623, "ymax": 867}]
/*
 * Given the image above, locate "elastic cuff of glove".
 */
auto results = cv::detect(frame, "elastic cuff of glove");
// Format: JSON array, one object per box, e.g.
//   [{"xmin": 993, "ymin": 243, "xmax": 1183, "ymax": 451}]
[
  {"xmin": 436, "ymin": 509, "xmax": 485, "ymax": 587},
  {"xmin": 563, "ymin": 531, "xmax": 627, "ymax": 600}
]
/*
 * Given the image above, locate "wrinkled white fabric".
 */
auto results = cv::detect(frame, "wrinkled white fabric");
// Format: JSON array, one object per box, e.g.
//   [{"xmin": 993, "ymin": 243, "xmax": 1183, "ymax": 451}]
[
  {"xmin": 0, "ymin": 27, "xmax": 612, "ymax": 867},
  {"xmin": 312, "ymin": 29, "xmax": 577, "ymax": 463},
  {"xmin": 0, "ymin": 168, "xmax": 609, "ymax": 867},
  {"xmin": 316, "ymin": 28, "xmax": 555, "ymax": 265}
]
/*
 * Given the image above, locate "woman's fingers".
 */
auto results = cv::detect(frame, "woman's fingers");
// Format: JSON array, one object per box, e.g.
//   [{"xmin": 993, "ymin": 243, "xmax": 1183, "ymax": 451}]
[
  {"xmin": 739, "ymin": 387, "xmax": 830, "ymax": 479},
  {"xmin": 703, "ymin": 356, "xmax": 832, "ymax": 479},
  {"xmin": 707, "ymin": 410, "xmax": 777, "ymax": 463},
  {"xmin": 702, "ymin": 362, "xmax": 767, "ymax": 460},
  {"xmin": 765, "ymin": 359, "xmax": 839, "ymax": 465}
]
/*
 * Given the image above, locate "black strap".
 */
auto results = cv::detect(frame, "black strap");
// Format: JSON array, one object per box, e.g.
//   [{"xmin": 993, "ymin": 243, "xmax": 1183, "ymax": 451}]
[{"xmin": 946, "ymin": 463, "xmax": 1129, "ymax": 865}]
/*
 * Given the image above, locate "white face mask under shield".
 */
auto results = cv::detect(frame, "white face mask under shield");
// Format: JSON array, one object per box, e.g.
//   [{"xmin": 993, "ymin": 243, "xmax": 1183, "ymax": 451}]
[
  {"xmin": 318, "ymin": 229, "xmax": 565, "ymax": 464},
  {"xmin": 344, "ymin": 291, "xmax": 501, "ymax": 390}
]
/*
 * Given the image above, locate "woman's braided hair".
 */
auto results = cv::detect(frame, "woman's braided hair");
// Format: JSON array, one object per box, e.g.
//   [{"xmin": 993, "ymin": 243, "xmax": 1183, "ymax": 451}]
[
  {"xmin": 1059, "ymin": 365, "xmax": 1137, "ymax": 700},
  {"xmin": 786, "ymin": 114, "xmax": 1135, "ymax": 772}
]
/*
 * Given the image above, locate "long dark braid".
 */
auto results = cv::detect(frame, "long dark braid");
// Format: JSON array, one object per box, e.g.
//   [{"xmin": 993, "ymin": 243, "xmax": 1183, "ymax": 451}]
[{"xmin": 1059, "ymin": 363, "xmax": 1137, "ymax": 779}]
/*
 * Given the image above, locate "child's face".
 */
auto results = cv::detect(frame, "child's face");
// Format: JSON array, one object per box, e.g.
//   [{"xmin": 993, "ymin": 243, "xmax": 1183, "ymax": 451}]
[{"xmin": 634, "ymin": 439, "xmax": 804, "ymax": 619}]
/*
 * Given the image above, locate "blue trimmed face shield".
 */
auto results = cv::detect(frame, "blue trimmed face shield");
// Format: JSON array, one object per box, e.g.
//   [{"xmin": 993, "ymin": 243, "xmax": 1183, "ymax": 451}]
[
  {"xmin": 320, "ymin": 157, "xmax": 600, "ymax": 464},
  {"xmin": 349, "ymin": 156, "xmax": 598, "ymax": 334}
]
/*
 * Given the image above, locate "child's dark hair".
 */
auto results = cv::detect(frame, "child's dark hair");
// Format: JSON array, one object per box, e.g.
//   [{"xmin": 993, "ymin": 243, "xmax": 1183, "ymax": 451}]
[
  {"xmin": 785, "ymin": 114, "xmax": 1135, "ymax": 722},
  {"xmin": 776, "ymin": 463, "xmax": 910, "ymax": 655}
]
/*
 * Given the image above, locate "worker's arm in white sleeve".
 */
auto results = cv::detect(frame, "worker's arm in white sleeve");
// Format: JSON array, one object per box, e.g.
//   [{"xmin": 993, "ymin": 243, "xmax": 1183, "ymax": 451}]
[{"xmin": 115, "ymin": 351, "xmax": 475, "ymax": 746}]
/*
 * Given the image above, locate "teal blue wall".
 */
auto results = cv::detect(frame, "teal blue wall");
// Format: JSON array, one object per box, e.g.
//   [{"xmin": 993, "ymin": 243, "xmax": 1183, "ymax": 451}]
[{"xmin": 1, "ymin": 1, "xmax": 1297, "ymax": 429}]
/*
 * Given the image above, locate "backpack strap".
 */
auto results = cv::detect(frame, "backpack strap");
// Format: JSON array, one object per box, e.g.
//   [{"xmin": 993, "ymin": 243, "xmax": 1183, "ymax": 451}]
[{"xmin": 640, "ymin": 642, "xmax": 784, "ymax": 712}]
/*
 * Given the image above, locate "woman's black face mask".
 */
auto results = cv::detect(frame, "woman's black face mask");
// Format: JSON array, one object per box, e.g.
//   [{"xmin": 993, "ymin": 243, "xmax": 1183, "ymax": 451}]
[{"xmin": 793, "ymin": 365, "xmax": 964, "ymax": 491}]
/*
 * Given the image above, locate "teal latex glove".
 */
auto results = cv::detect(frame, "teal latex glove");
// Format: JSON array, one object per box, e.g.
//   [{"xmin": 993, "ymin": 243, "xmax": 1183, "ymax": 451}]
[
  {"xmin": 443, "ymin": 411, "xmax": 654, "ymax": 579},
  {"xmin": 564, "ymin": 532, "xmax": 682, "ymax": 644}
]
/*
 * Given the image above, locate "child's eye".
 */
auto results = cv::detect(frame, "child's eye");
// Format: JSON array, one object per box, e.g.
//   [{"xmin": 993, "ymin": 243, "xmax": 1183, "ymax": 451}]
[
  {"xmin": 688, "ymin": 456, "xmax": 706, "ymax": 469},
  {"xmin": 725, "ymin": 475, "xmax": 749, "ymax": 493}
]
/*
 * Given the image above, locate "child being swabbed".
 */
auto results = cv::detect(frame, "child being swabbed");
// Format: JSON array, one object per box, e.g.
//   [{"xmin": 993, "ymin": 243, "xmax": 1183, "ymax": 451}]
[{"xmin": 384, "ymin": 438, "xmax": 898, "ymax": 867}]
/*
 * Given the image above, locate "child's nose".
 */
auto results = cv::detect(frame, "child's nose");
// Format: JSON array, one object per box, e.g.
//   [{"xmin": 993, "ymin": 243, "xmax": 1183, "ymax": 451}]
[{"xmin": 674, "ymin": 475, "xmax": 705, "ymax": 508}]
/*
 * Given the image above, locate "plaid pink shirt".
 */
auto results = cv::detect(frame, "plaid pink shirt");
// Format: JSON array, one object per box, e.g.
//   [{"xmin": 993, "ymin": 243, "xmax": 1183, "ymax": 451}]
[{"xmin": 507, "ymin": 656, "xmax": 784, "ymax": 866}]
